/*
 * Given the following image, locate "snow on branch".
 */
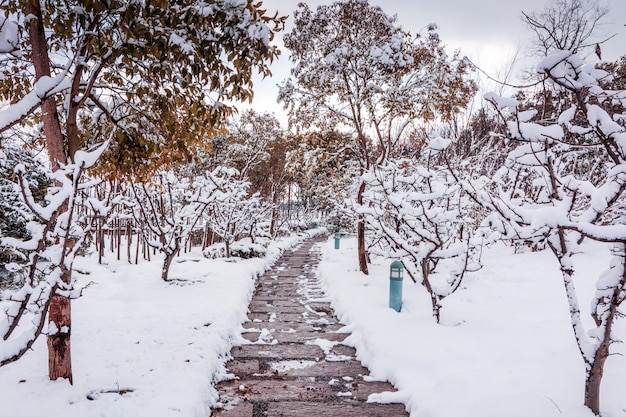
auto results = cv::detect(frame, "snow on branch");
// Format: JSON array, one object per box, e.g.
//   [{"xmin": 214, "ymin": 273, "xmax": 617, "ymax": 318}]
[{"xmin": 0, "ymin": 75, "xmax": 70, "ymax": 134}]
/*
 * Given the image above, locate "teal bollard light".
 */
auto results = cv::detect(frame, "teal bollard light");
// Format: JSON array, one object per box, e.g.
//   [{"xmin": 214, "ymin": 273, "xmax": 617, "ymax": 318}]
[
  {"xmin": 334, "ymin": 232, "xmax": 340, "ymax": 250},
  {"xmin": 389, "ymin": 260, "xmax": 404, "ymax": 312}
]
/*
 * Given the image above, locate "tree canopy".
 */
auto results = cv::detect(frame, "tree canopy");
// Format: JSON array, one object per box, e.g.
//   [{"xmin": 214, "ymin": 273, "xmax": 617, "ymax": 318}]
[{"xmin": 0, "ymin": 0, "xmax": 286, "ymax": 177}]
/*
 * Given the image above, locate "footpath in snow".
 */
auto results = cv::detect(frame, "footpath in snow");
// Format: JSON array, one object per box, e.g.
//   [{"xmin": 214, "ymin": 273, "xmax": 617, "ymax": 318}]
[{"xmin": 213, "ymin": 235, "xmax": 408, "ymax": 416}]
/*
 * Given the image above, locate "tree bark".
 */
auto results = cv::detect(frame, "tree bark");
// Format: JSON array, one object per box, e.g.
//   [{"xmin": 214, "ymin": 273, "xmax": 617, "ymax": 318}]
[
  {"xmin": 357, "ymin": 181, "xmax": 369, "ymax": 275},
  {"xmin": 161, "ymin": 251, "xmax": 175, "ymax": 281},
  {"xmin": 584, "ymin": 286, "xmax": 618, "ymax": 415},
  {"xmin": 585, "ymin": 341, "xmax": 609, "ymax": 415},
  {"xmin": 47, "ymin": 290, "xmax": 72, "ymax": 384},
  {"xmin": 26, "ymin": 0, "xmax": 73, "ymax": 384},
  {"xmin": 25, "ymin": 0, "xmax": 66, "ymax": 170}
]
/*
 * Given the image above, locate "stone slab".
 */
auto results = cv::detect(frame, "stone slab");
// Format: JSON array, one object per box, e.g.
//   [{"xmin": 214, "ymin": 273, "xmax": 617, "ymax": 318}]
[
  {"xmin": 266, "ymin": 401, "xmax": 408, "ymax": 417},
  {"xmin": 254, "ymin": 290, "xmax": 303, "ymax": 298},
  {"xmin": 248, "ymin": 304, "xmax": 305, "ymax": 314},
  {"xmin": 267, "ymin": 360, "xmax": 370, "ymax": 379},
  {"xmin": 225, "ymin": 359, "xmax": 260, "ymax": 376},
  {"xmin": 231, "ymin": 343, "xmax": 323, "ymax": 360},
  {"xmin": 250, "ymin": 297, "xmax": 298, "ymax": 304},
  {"xmin": 348, "ymin": 380, "xmax": 402, "ymax": 401},
  {"xmin": 242, "ymin": 322, "xmax": 344, "ymax": 333},
  {"xmin": 247, "ymin": 312, "xmax": 309, "ymax": 323},
  {"xmin": 220, "ymin": 379, "xmax": 336, "ymax": 402},
  {"xmin": 332, "ymin": 344, "xmax": 357, "ymax": 357},
  {"xmin": 307, "ymin": 302, "xmax": 334, "ymax": 315},
  {"xmin": 242, "ymin": 321, "xmax": 321, "ymax": 333},
  {"xmin": 271, "ymin": 331, "xmax": 348, "ymax": 344},
  {"xmin": 241, "ymin": 330, "xmax": 347, "ymax": 344}
]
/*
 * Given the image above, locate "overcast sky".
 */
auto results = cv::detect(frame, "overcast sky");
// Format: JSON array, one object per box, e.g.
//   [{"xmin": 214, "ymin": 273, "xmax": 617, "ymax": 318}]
[{"xmin": 244, "ymin": 0, "xmax": 626, "ymax": 125}]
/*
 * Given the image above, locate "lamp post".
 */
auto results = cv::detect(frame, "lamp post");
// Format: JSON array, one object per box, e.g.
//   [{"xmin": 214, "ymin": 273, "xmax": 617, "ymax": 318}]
[{"xmin": 389, "ymin": 260, "xmax": 404, "ymax": 312}]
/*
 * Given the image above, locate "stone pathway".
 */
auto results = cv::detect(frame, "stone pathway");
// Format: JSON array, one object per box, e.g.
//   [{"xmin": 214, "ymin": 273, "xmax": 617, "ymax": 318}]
[{"xmin": 211, "ymin": 236, "xmax": 408, "ymax": 417}]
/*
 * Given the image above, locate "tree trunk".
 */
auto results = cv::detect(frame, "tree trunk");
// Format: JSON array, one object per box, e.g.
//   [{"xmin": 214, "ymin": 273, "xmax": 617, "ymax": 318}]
[
  {"xmin": 25, "ymin": 0, "xmax": 66, "ymax": 170},
  {"xmin": 356, "ymin": 181, "xmax": 369, "ymax": 275},
  {"xmin": 116, "ymin": 219, "xmax": 121, "ymax": 261},
  {"xmin": 585, "ymin": 297, "xmax": 617, "ymax": 415},
  {"xmin": 421, "ymin": 258, "xmax": 441, "ymax": 323},
  {"xmin": 270, "ymin": 186, "xmax": 279, "ymax": 237},
  {"xmin": 47, "ymin": 288, "xmax": 72, "ymax": 383},
  {"xmin": 161, "ymin": 251, "xmax": 176, "ymax": 281},
  {"xmin": 585, "ymin": 345, "xmax": 608, "ymax": 416},
  {"xmin": 270, "ymin": 207, "xmax": 277, "ymax": 238},
  {"xmin": 127, "ymin": 221, "xmax": 132, "ymax": 263},
  {"xmin": 26, "ymin": 0, "xmax": 73, "ymax": 384},
  {"xmin": 135, "ymin": 231, "xmax": 140, "ymax": 264}
]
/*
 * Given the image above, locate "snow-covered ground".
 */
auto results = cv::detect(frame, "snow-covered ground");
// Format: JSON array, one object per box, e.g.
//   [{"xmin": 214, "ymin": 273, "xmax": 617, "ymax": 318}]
[
  {"xmin": 318, "ymin": 235, "xmax": 626, "ymax": 417},
  {"xmin": 0, "ymin": 231, "xmax": 321, "ymax": 417},
  {"xmin": 1, "ymin": 232, "xmax": 625, "ymax": 417}
]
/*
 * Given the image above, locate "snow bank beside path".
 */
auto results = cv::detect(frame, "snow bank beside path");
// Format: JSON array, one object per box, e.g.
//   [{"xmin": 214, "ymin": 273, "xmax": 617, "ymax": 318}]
[
  {"xmin": 0, "ymin": 229, "xmax": 326, "ymax": 417},
  {"xmin": 318, "ymin": 236, "xmax": 626, "ymax": 417}
]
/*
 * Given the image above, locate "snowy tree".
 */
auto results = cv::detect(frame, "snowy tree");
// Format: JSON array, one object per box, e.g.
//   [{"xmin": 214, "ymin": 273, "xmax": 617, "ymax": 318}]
[
  {"xmin": 203, "ymin": 168, "xmax": 270, "ymax": 258},
  {"xmin": 522, "ymin": 0, "xmax": 610, "ymax": 57},
  {"xmin": 0, "ymin": 0, "xmax": 284, "ymax": 382},
  {"xmin": 224, "ymin": 110, "xmax": 280, "ymax": 181},
  {"xmin": 461, "ymin": 50, "xmax": 626, "ymax": 415},
  {"xmin": 0, "ymin": 147, "xmax": 50, "ymax": 287},
  {"xmin": 127, "ymin": 171, "xmax": 217, "ymax": 281},
  {"xmin": 286, "ymin": 129, "xmax": 357, "ymax": 230},
  {"xmin": 279, "ymin": 0, "xmax": 476, "ymax": 274},
  {"xmin": 362, "ymin": 148, "xmax": 480, "ymax": 323},
  {"xmin": 222, "ymin": 110, "xmax": 290, "ymax": 235},
  {"xmin": 0, "ymin": 143, "xmax": 111, "ymax": 374}
]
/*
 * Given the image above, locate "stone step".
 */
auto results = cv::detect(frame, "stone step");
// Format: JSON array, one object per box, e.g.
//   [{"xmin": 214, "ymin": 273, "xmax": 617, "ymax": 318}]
[
  {"xmin": 213, "ymin": 402, "xmax": 407, "ymax": 417},
  {"xmin": 226, "ymin": 358, "xmax": 369, "ymax": 379},
  {"xmin": 242, "ymin": 330, "xmax": 348, "ymax": 344},
  {"xmin": 217, "ymin": 378, "xmax": 395, "ymax": 402},
  {"xmin": 231, "ymin": 343, "xmax": 324, "ymax": 360}
]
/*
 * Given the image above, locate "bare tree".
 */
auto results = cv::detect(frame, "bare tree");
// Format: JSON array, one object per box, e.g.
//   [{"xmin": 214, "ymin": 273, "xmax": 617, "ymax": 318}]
[{"xmin": 522, "ymin": 0, "xmax": 610, "ymax": 56}]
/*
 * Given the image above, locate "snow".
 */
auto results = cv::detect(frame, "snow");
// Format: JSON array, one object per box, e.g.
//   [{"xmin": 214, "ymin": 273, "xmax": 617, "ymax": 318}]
[
  {"xmin": 73, "ymin": 140, "xmax": 110, "ymax": 169},
  {"xmin": 0, "ymin": 17, "xmax": 19, "ymax": 53},
  {"xmin": 2, "ymin": 232, "xmax": 625, "ymax": 417},
  {"xmin": 428, "ymin": 137, "xmax": 452, "ymax": 151},
  {"xmin": 318, "ymin": 236, "xmax": 626, "ymax": 417},
  {"xmin": 0, "ymin": 231, "xmax": 320, "ymax": 417},
  {"xmin": 0, "ymin": 74, "xmax": 70, "ymax": 131},
  {"xmin": 538, "ymin": 50, "xmax": 573, "ymax": 72},
  {"xmin": 484, "ymin": 92, "xmax": 518, "ymax": 110}
]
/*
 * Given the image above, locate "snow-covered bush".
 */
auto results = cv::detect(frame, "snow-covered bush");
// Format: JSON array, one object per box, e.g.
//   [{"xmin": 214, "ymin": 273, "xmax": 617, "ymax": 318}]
[
  {"xmin": 128, "ymin": 170, "xmax": 218, "ymax": 281},
  {"xmin": 203, "ymin": 239, "xmax": 267, "ymax": 260},
  {"xmin": 0, "ymin": 147, "xmax": 50, "ymax": 287}
]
